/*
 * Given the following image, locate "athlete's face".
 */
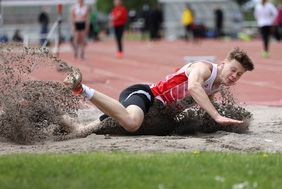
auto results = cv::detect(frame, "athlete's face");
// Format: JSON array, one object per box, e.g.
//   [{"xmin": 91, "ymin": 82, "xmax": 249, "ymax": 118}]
[
  {"xmin": 114, "ymin": 0, "xmax": 121, "ymax": 6},
  {"xmin": 78, "ymin": 0, "xmax": 84, "ymax": 5},
  {"xmin": 221, "ymin": 59, "xmax": 246, "ymax": 86}
]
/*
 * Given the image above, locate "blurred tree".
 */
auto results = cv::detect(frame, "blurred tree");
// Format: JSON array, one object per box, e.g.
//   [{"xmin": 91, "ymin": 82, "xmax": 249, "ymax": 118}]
[
  {"xmin": 235, "ymin": 0, "xmax": 250, "ymax": 5},
  {"xmin": 273, "ymin": 0, "xmax": 282, "ymax": 4},
  {"xmin": 96, "ymin": 0, "xmax": 112, "ymax": 13},
  {"xmin": 96, "ymin": 0, "xmax": 158, "ymax": 13}
]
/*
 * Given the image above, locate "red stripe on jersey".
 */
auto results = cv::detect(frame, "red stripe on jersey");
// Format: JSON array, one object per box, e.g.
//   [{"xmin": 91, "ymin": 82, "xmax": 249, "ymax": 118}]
[{"xmin": 150, "ymin": 71, "xmax": 189, "ymax": 104}]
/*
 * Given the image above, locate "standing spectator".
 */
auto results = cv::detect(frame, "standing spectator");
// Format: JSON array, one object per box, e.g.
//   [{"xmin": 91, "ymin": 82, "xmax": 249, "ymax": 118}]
[
  {"xmin": 274, "ymin": 3, "xmax": 282, "ymax": 41},
  {"xmin": 181, "ymin": 3, "xmax": 194, "ymax": 41},
  {"xmin": 254, "ymin": 0, "xmax": 278, "ymax": 58},
  {"xmin": 12, "ymin": 29, "xmax": 23, "ymax": 43},
  {"xmin": 140, "ymin": 4, "xmax": 151, "ymax": 41},
  {"xmin": 71, "ymin": 0, "xmax": 89, "ymax": 60},
  {"xmin": 38, "ymin": 7, "xmax": 49, "ymax": 46},
  {"xmin": 214, "ymin": 7, "xmax": 224, "ymax": 38},
  {"xmin": 111, "ymin": 0, "xmax": 128, "ymax": 58},
  {"xmin": 149, "ymin": 4, "xmax": 163, "ymax": 41}
]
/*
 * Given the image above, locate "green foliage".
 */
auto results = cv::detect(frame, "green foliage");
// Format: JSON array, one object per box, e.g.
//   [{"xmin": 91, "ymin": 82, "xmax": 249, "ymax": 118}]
[
  {"xmin": 96, "ymin": 0, "xmax": 112, "ymax": 13},
  {"xmin": 235, "ymin": 0, "xmax": 250, "ymax": 5},
  {"xmin": 96, "ymin": 0, "xmax": 158, "ymax": 13},
  {"xmin": 0, "ymin": 152, "xmax": 282, "ymax": 189},
  {"xmin": 124, "ymin": 0, "xmax": 158, "ymax": 12},
  {"xmin": 244, "ymin": 10, "xmax": 255, "ymax": 21},
  {"xmin": 273, "ymin": 0, "xmax": 282, "ymax": 5}
]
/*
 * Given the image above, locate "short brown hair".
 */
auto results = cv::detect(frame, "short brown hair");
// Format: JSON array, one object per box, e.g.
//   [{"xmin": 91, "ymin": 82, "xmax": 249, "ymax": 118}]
[{"xmin": 226, "ymin": 47, "xmax": 254, "ymax": 71}]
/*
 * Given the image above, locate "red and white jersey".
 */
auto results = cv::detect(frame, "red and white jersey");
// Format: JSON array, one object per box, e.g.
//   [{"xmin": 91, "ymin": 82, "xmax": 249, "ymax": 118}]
[{"xmin": 150, "ymin": 61, "xmax": 218, "ymax": 104}]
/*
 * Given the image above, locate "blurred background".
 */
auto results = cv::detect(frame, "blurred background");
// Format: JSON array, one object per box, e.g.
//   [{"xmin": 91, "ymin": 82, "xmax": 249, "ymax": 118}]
[{"xmin": 0, "ymin": 0, "xmax": 281, "ymax": 49}]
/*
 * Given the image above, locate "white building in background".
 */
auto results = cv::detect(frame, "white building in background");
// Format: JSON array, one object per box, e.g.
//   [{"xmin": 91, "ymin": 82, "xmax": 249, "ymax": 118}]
[{"xmin": 159, "ymin": 0, "xmax": 243, "ymax": 40}]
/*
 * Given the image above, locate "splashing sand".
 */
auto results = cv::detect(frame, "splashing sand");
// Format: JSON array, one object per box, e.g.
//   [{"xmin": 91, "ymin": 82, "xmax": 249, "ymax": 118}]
[
  {"xmin": 92, "ymin": 95, "xmax": 252, "ymax": 136},
  {"xmin": 0, "ymin": 43, "xmax": 252, "ymax": 144},
  {"xmin": 0, "ymin": 43, "xmax": 80, "ymax": 144}
]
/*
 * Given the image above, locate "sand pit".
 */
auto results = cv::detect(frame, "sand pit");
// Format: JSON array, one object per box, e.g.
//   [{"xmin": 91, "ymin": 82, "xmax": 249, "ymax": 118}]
[
  {"xmin": 0, "ymin": 105, "xmax": 282, "ymax": 154},
  {"xmin": 1, "ymin": 43, "xmax": 282, "ymax": 154}
]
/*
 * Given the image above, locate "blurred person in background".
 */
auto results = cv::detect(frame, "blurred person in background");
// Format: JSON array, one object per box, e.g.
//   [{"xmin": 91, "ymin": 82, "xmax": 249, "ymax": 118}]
[
  {"xmin": 140, "ymin": 4, "xmax": 151, "ymax": 41},
  {"xmin": 111, "ymin": 0, "xmax": 128, "ymax": 58},
  {"xmin": 274, "ymin": 2, "xmax": 282, "ymax": 41},
  {"xmin": 214, "ymin": 6, "xmax": 224, "ymax": 38},
  {"xmin": 149, "ymin": 4, "xmax": 163, "ymax": 41},
  {"xmin": 254, "ymin": 0, "xmax": 278, "ymax": 58},
  {"xmin": 38, "ymin": 7, "xmax": 49, "ymax": 46},
  {"xmin": 12, "ymin": 29, "xmax": 23, "ymax": 43},
  {"xmin": 181, "ymin": 3, "xmax": 194, "ymax": 42},
  {"xmin": 71, "ymin": 0, "xmax": 89, "ymax": 60}
]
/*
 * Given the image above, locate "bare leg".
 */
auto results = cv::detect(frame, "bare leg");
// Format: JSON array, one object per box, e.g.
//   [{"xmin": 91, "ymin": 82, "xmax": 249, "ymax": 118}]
[
  {"xmin": 56, "ymin": 116, "xmax": 101, "ymax": 140},
  {"xmin": 89, "ymin": 91, "xmax": 144, "ymax": 132},
  {"xmin": 77, "ymin": 32, "xmax": 85, "ymax": 59},
  {"xmin": 64, "ymin": 70, "xmax": 145, "ymax": 132},
  {"xmin": 76, "ymin": 119, "xmax": 101, "ymax": 136},
  {"xmin": 73, "ymin": 32, "xmax": 79, "ymax": 58}
]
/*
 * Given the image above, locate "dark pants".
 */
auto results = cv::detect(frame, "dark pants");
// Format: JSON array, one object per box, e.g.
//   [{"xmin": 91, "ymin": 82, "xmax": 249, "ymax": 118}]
[
  {"xmin": 274, "ymin": 25, "xmax": 282, "ymax": 41},
  {"xmin": 40, "ymin": 24, "xmax": 48, "ymax": 46},
  {"xmin": 149, "ymin": 25, "xmax": 161, "ymax": 40},
  {"xmin": 114, "ymin": 25, "xmax": 125, "ymax": 52},
  {"xmin": 184, "ymin": 24, "xmax": 193, "ymax": 40},
  {"xmin": 259, "ymin": 26, "xmax": 272, "ymax": 52}
]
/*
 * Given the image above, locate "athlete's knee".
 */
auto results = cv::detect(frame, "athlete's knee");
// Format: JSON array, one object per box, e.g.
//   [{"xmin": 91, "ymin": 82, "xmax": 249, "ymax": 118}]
[
  {"xmin": 120, "ymin": 119, "xmax": 141, "ymax": 133},
  {"xmin": 118, "ymin": 105, "xmax": 145, "ymax": 132}
]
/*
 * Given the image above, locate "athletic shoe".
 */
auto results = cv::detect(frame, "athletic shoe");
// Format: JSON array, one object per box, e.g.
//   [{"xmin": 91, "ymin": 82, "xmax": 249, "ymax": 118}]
[
  {"xmin": 116, "ymin": 51, "xmax": 123, "ymax": 58},
  {"xmin": 261, "ymin": 51, "xmax": 269, "ymax": 58},
  {"xmin": 63, "ymin": 68, "xmax": 83, "ymax": 95}
]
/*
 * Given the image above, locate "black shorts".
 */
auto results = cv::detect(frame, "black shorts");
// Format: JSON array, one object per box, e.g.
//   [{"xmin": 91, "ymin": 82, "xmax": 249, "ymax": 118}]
[
  {"xmin": 99, "ymin": 84, "xmax": 155, "ymax": 121},
  {"xmin": 74, "ymin": 21, "xmax": 86, "ymax": 31}
]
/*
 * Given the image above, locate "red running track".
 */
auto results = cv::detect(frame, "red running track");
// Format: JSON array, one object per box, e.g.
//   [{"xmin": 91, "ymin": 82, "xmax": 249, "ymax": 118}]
[{"xmin": 34, "ymin": 39, "xmax": 282, "ymax": 106}]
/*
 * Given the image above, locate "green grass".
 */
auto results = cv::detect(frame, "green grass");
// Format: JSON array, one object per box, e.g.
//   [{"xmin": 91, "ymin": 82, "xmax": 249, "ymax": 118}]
[
  {"xmin": 124, "ymin": 32, "xmax": 147, "ymax": 41},
  {"xmin": 0, "ymin": 152, "xmax": 281, "ymax": 189}
]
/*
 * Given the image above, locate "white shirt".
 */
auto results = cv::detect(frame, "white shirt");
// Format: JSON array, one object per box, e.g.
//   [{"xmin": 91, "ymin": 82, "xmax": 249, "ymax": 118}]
[
  {"xmin": 72, "ymin": 4, "xmax": 88, "ymax": 22},
  {"xmin": 255, "ymin": 2, "xmax": 278, "ymax": 27}
]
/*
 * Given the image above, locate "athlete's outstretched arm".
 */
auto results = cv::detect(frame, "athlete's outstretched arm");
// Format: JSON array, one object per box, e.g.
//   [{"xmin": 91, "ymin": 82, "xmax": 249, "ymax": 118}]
[{"xmin": 187, "ymin": 64, "xmax": 243, "ymax": 125}]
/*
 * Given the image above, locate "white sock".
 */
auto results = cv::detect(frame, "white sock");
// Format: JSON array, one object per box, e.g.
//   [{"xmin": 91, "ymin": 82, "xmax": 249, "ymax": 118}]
[{"xmin": 81, "ymin": 84, "xmax": 95, "ymax": 100}]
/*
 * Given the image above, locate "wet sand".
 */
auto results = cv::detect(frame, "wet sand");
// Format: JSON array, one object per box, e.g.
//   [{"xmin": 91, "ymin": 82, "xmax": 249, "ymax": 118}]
[{"xmin": 1, "ymin": 105, "xmax": 282, "ymax": 155}]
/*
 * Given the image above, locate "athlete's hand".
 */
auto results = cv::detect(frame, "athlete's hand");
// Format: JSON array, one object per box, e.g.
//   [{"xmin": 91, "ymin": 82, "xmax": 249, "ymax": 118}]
[{"xmin": 214, "ymin": 115, "xmax": 243, "ymax": 125}]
